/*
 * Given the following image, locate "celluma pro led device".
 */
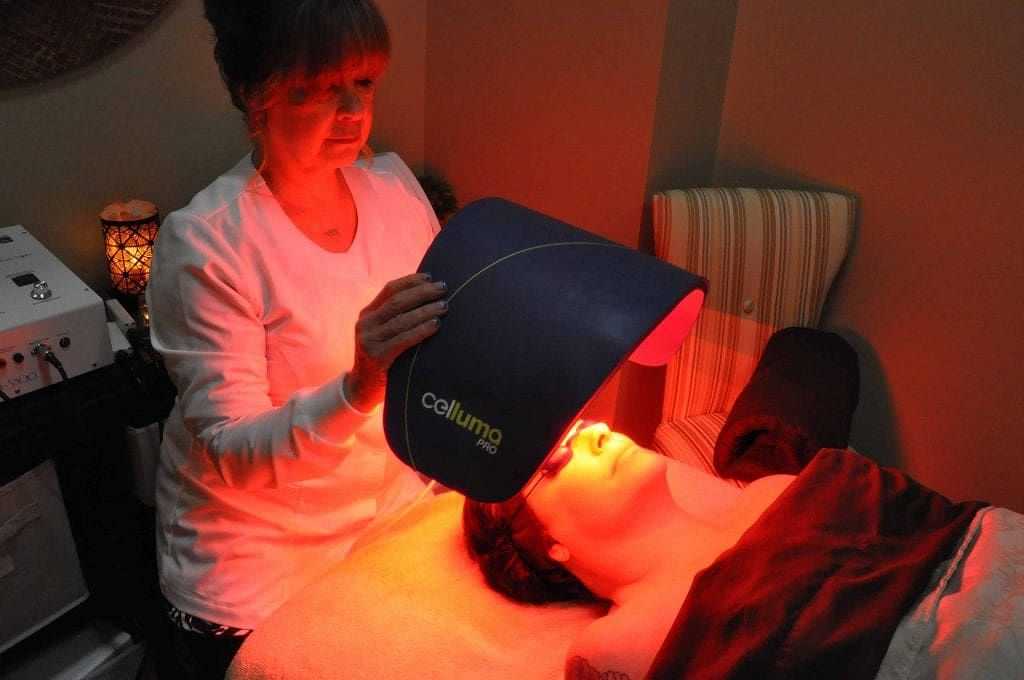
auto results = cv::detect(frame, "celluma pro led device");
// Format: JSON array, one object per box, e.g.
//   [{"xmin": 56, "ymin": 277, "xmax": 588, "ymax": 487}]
[{"xmin": 384, "ymin": 198, "xmax": 706, "ymax": 502}]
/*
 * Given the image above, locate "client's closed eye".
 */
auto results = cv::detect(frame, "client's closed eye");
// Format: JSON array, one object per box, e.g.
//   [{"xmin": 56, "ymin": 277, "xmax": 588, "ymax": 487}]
[{"xmin": 542, "ymin": 446, "xmax": 573, "ymax": 477}]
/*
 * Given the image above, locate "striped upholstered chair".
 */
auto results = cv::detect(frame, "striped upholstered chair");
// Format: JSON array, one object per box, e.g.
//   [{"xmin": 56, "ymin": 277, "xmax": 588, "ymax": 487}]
[{"xmin": 651, "ymin": 188, "xmax": 856, "ymax": 483}]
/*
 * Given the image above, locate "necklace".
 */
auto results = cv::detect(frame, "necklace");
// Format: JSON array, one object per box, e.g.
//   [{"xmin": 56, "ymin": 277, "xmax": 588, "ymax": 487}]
[{"xmin": 261, "ymin": 165, "xmax": 356, "ymax": 246}]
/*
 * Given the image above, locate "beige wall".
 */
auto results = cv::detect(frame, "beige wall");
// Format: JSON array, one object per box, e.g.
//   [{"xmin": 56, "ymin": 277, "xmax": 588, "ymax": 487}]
[
  {"xmin": 424, "ymin": 1, "xmax": 669, "ymax": 248},
  {"xmin": 0, "ymin": 0, "xmax": 427, "ymax": 295},
  {"xmin": 422, "ymin": 0, "xmax": 1024, "ymax": 510},
  {"xmin": 4, "ymin": 1, "xmax": 1019, "ymax": 509},
  {"xmin": 644, "ymin": 0, "xmax": 737, "ymax": 202},
  {"xmin": 714, "ymin": 0, "xmax": 1024, "ymax": 510},
  {"xmin": 618, "ymin": 0, "xmax": 740, "ymax": 443},
  {"xmin": 0, "ymin": 0, "xmax": 242, "ymax": 294},
  {"xmin": 424, "ymin": 0, "xmax": 674, "ymax": 421},
  {"xmin": 372, "ymin": 0, "xmax": 428, "ymax": 173}
]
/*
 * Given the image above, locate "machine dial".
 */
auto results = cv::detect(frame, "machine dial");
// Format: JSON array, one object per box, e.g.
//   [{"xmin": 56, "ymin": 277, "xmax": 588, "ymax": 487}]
[{"xmin": 31, "ymin": 280, "xmax": 53, "ymax": 300}]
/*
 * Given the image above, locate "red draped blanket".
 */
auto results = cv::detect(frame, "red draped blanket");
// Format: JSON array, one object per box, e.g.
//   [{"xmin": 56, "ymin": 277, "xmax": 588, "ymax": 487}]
[{"xmin": 647, "ymin": 448, "xmax": 985, "ymax": 679}]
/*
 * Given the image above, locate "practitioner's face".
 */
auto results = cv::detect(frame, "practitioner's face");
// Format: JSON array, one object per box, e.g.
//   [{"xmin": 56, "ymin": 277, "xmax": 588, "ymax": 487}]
[
  {"xmin": 525, "ymin": 423, "xmax": 668, "ymax": 547},
  {"xmin": 261, "ymin": 56, "xmax": 385, "ymax": 173}
]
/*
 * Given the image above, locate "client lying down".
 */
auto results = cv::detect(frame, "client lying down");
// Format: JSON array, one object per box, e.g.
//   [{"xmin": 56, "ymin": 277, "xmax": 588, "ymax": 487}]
[
  {"xmin": 463, "ymin": 328, "xmax": 1005, "ymax": 680},
  {"xmin": 465, "ymin": 422, "xmax": 799, "ymax": 678}
]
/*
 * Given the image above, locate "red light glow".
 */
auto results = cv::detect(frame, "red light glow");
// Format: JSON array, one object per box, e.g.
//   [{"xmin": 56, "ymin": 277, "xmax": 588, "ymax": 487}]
[{"xmin": 628, "ymin": 289, "xmax": 705, "ymax": 366}]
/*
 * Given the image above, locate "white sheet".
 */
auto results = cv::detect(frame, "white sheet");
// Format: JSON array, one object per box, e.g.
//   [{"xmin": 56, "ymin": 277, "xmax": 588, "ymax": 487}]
[
  {"xmin": 876, "ymin": 506, "xmax": 1024, "ymax": 679},
  {"xmin": 229, "ymin": 495, "xmax": 1023, "ymax": 680},
  {"xmin": 229, "ymin": 491, "xmax": 600, "ymax": 680}
]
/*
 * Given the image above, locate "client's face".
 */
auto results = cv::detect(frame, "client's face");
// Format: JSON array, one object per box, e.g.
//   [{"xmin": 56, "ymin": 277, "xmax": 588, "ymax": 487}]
[{"xmin": 525, "ymin": 423, "xmax": 668, "ymax": 548}]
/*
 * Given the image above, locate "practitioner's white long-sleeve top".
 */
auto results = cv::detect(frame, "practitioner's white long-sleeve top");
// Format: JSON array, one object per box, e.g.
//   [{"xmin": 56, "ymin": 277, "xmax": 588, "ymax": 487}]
[{"xmin": 147, "ymin": 153, "xmax": 437, "ymax": 629}]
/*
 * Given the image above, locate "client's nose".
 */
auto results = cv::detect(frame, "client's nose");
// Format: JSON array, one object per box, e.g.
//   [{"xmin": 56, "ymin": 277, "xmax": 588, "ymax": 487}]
[{"xmin": 571, "ymin": 422, "xmax": 611, "ymax": 456}]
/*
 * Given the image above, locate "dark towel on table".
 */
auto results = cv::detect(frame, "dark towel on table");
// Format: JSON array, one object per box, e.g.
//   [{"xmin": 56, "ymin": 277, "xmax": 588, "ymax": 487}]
[{"xmin": 714, "ymin": 327, "xmax": 859, "ymax": 481}]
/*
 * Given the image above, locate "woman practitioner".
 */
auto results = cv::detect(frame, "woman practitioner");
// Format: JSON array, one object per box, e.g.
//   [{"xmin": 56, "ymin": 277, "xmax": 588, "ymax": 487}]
[{"xmin": 146, "ymin": 2, "xmax": 445, "ymax": 677}]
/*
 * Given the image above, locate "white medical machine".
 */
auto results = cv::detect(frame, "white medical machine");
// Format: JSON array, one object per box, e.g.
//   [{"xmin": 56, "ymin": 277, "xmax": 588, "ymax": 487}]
[{"xmin": 0, "ymin": 225, "xmax": 113, "ymax": 400}]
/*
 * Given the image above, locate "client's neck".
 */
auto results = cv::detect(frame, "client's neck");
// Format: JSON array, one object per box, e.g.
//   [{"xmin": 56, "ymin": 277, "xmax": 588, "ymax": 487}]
[
  {"xmin": 570, "ymin": 472, "xmax": 736, "ymax": 607},
  {"xmin": 608, "ymin": 507, "xmax": 739, "ymax": 608}
]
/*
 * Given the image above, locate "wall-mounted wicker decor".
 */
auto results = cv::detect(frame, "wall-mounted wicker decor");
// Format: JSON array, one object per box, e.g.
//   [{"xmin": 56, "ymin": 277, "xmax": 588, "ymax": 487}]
[{"xmin": 0, "ymin": 0, "xmax": 172, "ymax": 89}]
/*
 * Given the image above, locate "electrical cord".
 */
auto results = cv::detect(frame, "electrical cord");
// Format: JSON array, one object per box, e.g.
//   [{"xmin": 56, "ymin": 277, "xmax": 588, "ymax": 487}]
[
  {"xmin": 0, "ymin": 345, "xmax": 69, "ymax": 403},
  {"xmin": 32, "ymin": 343, "xmax": 69, "ymax": 381},
  {"xmin": 354, "ymin": 479, "xmax": 442, "ymax": 548},
  {"xmin": 115, "ymin": 328, "xmax": 177, "ymax": 426}
]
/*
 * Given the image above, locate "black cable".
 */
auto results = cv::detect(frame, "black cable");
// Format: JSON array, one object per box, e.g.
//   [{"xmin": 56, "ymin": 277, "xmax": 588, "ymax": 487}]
[
  {"xmin": 44, "ymin": 349, "xmax": 69, "ymax": 381},
  {"xmin": 45, "ymin": 350, "xmax": 69, "ymax": 381},
  {"xmin": 32, "ymin": 343, "xmax": 69, "ymax": 381}
]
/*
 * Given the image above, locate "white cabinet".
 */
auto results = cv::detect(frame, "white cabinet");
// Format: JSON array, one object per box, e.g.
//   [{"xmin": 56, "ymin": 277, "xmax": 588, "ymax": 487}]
[{"xmin": 0, "ymin": 459, "xmax": 89, "ymax": 653}]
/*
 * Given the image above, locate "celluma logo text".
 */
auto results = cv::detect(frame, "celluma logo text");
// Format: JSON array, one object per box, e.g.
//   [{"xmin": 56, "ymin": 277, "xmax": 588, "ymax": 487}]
[{"xmin": 421, "ymin": 391, "xmax": 503, "ymax": 454}]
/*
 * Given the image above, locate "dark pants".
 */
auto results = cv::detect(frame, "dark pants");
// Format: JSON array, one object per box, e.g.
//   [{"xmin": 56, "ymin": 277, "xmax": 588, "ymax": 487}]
[
  {"xmin": 155, "ymin": 596, "xmax": 250, "ymax": 680},
  {"xmin": 163, "ymin": 626, "xmax": 247, "ymax": 680}
]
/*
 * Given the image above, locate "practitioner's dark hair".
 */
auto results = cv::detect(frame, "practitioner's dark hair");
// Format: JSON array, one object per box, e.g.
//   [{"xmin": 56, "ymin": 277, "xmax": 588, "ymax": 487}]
[
  {"xmin": 462, "ymin": 496, "xmax": 606, "ymax": 605},
  {"xmin": 203, "ymin": 0, "xmax": 390, "ymax": 129}
]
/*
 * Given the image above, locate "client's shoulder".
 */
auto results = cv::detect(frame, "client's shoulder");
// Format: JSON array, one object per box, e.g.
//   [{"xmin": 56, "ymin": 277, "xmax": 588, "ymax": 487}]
[
  {"xmin": 728, "ymin": 473, "xmax": 797, "ymax": 530},
  {"xmin": 566, "ymin": 607, "xmax": 667, "ymax": 680},
  {"xmin": 742, "ymin": 473, "xmax": 797, "ymax": 502}
]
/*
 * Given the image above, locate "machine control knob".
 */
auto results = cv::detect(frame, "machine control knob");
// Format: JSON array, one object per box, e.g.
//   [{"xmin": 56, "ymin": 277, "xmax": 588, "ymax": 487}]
[
  {"xmin": 13, "ymin": 352, "xmax": 24, "ymax": 363},
  {"xmin": 30, "ymin": 280, "xmax": 53, "ymax": 300},
  {"xmin": 59, "ymin": 337, "xmax": 71, "ymax": 349}
]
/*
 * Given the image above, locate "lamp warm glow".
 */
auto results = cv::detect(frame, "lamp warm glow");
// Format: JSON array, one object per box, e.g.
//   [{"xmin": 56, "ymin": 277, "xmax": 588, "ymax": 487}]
[{"xmin": 100, "ymin": 200, "xmax": 159, "ymax": 296}]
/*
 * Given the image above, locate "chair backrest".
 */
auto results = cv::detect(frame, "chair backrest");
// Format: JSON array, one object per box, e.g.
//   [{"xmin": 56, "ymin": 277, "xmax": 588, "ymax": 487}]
[{"xmin": 653, "ymin": 188, "xmax": 855, "ymax": 422}]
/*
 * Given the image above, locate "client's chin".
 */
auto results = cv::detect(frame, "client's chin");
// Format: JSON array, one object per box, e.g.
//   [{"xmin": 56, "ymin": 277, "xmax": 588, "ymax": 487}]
[{"xmin": 615, "ymin": 449, "xmax": 676, "ymax": 520}]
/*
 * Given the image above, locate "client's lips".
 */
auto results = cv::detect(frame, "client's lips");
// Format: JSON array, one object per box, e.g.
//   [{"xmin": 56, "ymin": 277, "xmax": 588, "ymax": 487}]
[{"xmin": 612, "ymin": 447, "xmax": 632, "ymax": 475}]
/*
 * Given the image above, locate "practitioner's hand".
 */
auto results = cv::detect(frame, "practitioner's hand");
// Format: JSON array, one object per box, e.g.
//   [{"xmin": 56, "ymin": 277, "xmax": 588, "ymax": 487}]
[{"xmin": 345, "ymin": 273, "xmax": 448, "ymax": 412}]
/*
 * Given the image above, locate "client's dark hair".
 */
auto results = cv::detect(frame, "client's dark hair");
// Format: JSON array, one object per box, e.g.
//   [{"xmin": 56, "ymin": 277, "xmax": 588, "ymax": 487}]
[
  {"xmin": 462, "ymin": 496, "xmax": 606, "ymax": 605},
  {"xmin": 203, "ymin": 0, "xmax": 390, "ymax": 125}
]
